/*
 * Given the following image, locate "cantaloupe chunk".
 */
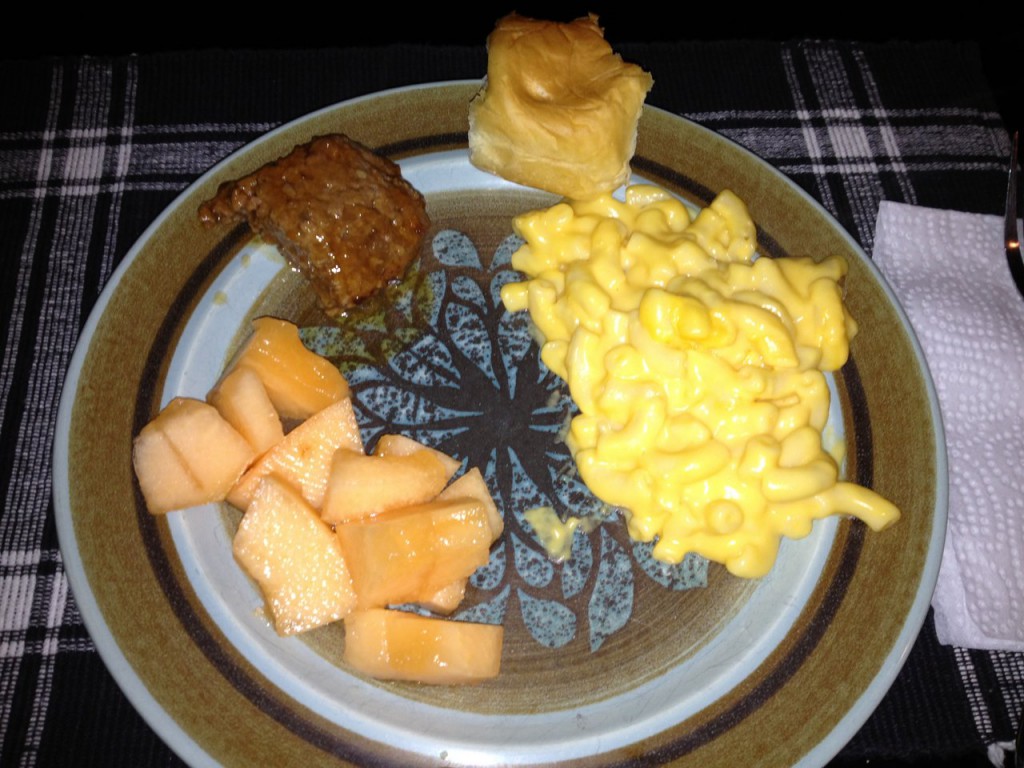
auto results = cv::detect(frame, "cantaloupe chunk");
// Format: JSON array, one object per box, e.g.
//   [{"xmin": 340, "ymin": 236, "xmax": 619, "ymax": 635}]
[
  {"xmin": 343, "ymin": 609, "xmax": 502, "ymax": 684},
  {"xmin": 207, "ymin": 365, "xmax": 284, "ymax": 455},
  {"xmin": 234, "ymin": 475, "xmax": 356, "ymax": 635},
  {"xmin": 233, "ymin": 317, "xmax": 349, "ymax": 420},
  {"xmin": 373, "ymin": 434, "xmax": 462, "ymax": 480},
  {"xmin": 335, "ymin": 498, "xmax": 492, "ymax": 609},
  {"xmin": 228, "ymin": 397, "xmax": 363, "ymax": 511},
  {"xmin": 321, "ymin": 449, "xmax": 451, "ymax": 525},
  {"xmin": 416, "ymin": 579, "xmax": 467, "ymax": 615},
  {"xmin": 133, "ymin": 397, "xmax": 256, "ymax": 515},
  {"xmin": 438, "ymin": 467, "xmax": 504, "ymax": 542},
  {"xmin": 416, "ymin": 465, "xmax": 502, "ymax": 615}
]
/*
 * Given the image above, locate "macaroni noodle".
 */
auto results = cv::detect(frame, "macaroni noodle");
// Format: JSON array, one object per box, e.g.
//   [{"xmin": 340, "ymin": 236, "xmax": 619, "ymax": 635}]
[{"xmin": 501, "ymin": 185, "xmax": 899, "ymax": 578}]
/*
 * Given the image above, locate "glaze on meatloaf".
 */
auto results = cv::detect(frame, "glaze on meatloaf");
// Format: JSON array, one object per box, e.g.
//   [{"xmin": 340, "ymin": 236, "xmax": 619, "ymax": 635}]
[{"xmin": 198, "ymin": 134, "xmax": 430, "ymax": 318}]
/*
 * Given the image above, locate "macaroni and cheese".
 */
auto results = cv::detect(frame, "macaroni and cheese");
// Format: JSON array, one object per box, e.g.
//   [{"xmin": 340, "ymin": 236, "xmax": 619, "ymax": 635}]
[{"xmin": 501, "ymin": 185, "xmax": 899, "ymax": 578}]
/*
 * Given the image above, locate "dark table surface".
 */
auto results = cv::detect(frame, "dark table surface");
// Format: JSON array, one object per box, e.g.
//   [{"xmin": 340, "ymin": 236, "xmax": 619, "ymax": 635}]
[{"xmin": 1, "ymin": 27, "xmax": 1022, "ymax": 768}]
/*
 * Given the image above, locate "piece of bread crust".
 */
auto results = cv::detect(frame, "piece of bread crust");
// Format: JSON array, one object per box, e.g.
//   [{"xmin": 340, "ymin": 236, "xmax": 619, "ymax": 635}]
[{"xmin": 468, "ymin": 14, "xmax": 653, "ymax": 200}]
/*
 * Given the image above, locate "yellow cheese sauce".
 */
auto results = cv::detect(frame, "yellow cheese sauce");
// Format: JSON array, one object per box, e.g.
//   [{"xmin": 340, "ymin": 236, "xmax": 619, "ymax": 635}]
[
  {"xmin": 501, "ymin": 185, "xmax": 899, "ymax": 578},
  {"xmin": 524, "ymin": 506, "xmax": 602, "ymax": 562}
]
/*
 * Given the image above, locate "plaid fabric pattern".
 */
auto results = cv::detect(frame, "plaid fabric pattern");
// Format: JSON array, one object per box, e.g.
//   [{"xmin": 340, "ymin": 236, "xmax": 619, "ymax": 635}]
[{"xmin": 0, "ymin": 43, "xmax": 1019, "ymax": 767}]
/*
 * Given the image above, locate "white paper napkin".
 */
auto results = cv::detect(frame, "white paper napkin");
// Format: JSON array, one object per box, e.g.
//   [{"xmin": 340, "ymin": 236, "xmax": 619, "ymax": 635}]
[{"xmin": 872, "ymin": 200, "xmax": 1024, "ymax": 652}]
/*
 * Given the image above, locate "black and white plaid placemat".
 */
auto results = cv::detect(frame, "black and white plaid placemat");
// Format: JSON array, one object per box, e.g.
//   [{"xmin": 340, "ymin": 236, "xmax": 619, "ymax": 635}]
[{"xmin": 1, "ymin": 42, "xmax": 1020, "ymax": 767}]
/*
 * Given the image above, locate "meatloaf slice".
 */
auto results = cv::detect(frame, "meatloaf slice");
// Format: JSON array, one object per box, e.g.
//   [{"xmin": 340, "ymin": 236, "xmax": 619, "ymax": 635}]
[{"xmin": 198, "ymin": 134, "xmax": 430, "ymax": 318}]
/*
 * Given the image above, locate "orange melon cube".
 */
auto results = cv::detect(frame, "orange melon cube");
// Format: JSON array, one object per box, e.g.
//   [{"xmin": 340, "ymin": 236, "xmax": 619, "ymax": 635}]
[
  {"xmin": 373, "ymin": 434, "xmax": 462, "ymax": 480},
  {"xmin": 438, "ymin": 467, "xmax": 504, "ymax": 542},
  {"xmin": 416, "ymin": 579, "xmax": 467, "ymax": 615},
  {"xmin": 207, "ymin": 365, "xmax": 284, "ymax": 455},
  {"xmin": 321, "ymin": 449, "xmax": 451, "ymax": 525},
  {"xmin": 343, "ymin": 609, "xmax": 502, "ymax": 684},
  {"xmin": 335, "ymin": 498, "xmax": 492, "ymax": 609},
  {"xmin": 133, "ymin": 397, "xmax": 255, "ymax": 515},
  {"xmin": 234, "ymin": 476, "xmax": 356, "ymax": 635},
  {"xmin": 233, "ymin": 316, "xmax": 349, "ymax": 420},
  {"xmin": 228, "ymin": 397, "xmax": 363, "ymax": 511}
]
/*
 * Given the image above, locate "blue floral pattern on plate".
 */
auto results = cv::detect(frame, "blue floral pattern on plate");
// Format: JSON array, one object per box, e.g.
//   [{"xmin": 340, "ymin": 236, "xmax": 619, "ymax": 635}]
[{"xmin": 303, "ymin": 227, "xmax": 708, "ymax": 651}]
